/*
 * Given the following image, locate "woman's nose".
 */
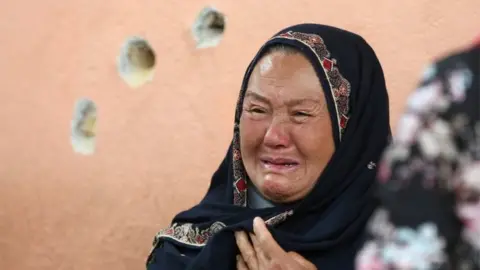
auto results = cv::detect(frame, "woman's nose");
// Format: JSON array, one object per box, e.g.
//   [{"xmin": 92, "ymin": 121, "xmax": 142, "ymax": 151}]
[{"xmin": 263, "ymin": 117, "xmax": 291, "ymax": 149}]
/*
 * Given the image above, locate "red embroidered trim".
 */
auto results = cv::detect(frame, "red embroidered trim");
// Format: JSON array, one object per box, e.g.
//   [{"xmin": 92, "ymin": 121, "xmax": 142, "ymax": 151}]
[
  {"xmin": 274, "ymin": 31, "xmax": 352, "ymax": 138},
  {"xmin": 232, "ymin": 131, "xmax": 247, "ymax": 206},
  {"xmin": 233, "ymin": 149, "xmax": 242, "ymax": 160},
  {"xmin": 235, "ymin": 178, "xmax": 247, "ymax": 192},
  {"xmin": 153, "ymin": 221, "xmax": 226, "ymax": 247}
]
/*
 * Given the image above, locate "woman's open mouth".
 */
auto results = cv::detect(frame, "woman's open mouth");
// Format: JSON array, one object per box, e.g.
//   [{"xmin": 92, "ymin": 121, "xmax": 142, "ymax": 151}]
[{"xmin": 260, "ymin": 157, "xmax": 300, "ymax": 172}]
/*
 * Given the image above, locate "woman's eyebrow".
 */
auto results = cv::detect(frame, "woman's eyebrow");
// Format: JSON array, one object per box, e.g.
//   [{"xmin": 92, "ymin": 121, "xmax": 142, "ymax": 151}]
[
  {"xmin": 286, "ymin": 98, "xmax": 322, "ymax": 107},
  {"xmin": 244, "ymin": 91, "xmax": 270, "ymax": 104},
  {"xmin": 245, "ymin": 91, "xmax": 321, "ymax": 106}
]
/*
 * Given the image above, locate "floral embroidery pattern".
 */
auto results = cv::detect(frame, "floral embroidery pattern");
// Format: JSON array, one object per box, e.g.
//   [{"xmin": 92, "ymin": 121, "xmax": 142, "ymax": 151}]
[
  {"xmin": 273, "ymin": 31, "xmax": 352, "ymax": 138},
  {"xmin": 153, "ymin": 221, "xmax": 226, "ymax": 247}
]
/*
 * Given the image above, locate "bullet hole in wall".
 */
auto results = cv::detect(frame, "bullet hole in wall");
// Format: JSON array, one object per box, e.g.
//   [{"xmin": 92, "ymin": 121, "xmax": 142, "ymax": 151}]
[
  {"xmin": 71, "ymin": 98, "xmax": 97, "ymax": 155},
  {"xmin": 117, "ymin": 37, "xmax": 156, "ymax": 88},
  {"xmin": 192, "ymin": 6, "xmax": 225, "ymax": 49}
]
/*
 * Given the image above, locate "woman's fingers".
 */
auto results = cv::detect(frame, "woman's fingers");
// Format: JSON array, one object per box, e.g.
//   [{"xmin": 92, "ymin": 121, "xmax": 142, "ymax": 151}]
[
  {"xmin": 253, "ymin": 217, "xmax": 285, "ymax": 260},
  {"xmin": 250, "ymin": 233, "xmax": 269, "ymax": 268},
  {"xmin": 287, "ymin": 252, "xmax": 317, "ymax": 269},
  {"xmin": 235, "ymin": 231, "xmax": 258, "ymax": 270},
  {"xmin": 236, "ymin": 255, "xmax": 249, "ymax": 270}
]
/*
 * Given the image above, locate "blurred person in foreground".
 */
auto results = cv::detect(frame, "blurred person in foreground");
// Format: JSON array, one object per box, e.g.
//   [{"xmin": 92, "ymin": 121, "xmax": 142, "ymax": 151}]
[{"xmin": 356, "ymin": 37, "xmax": 480, "ymax": 269}]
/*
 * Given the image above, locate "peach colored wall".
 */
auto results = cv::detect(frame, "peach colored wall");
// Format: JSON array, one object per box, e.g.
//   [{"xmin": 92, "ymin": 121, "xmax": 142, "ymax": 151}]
[{"xmin": 0, "ymin": 1, "xmax": 478, "ymax": 269}]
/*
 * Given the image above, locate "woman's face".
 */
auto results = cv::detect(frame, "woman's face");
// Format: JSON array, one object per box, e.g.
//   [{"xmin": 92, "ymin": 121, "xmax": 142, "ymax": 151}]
[{"xmin": 239, "ymin": 50, "xmax": 334, "ymax": 203}]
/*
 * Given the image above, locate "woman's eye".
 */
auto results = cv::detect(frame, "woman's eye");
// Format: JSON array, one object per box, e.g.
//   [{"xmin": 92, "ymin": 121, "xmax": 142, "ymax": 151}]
[
  {"xmin": 294, "ymin": 111, "xmax": 312, "ymax": 117},
  {"xmin": 248, "ymin": 108, "xmax": 266, "ymax": 114}
]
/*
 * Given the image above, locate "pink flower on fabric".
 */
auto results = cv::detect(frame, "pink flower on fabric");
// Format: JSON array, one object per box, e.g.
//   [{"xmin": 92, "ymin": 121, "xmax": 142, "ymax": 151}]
[{"xmin": 356, "ymin": 242, "xmax": 386, "ymax": 270}]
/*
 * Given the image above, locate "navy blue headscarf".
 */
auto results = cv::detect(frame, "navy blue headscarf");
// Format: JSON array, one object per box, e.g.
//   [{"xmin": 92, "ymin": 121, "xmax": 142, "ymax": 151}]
[{"xmin": 147, "ymin": 23, "xmax": 391, "ymax": 270}]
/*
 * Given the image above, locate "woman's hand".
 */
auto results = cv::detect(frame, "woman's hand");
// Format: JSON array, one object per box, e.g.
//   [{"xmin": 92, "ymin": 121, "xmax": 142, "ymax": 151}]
[{"xmin": 235, "ymin": 217, "xmax": 317, "ymax": 270}]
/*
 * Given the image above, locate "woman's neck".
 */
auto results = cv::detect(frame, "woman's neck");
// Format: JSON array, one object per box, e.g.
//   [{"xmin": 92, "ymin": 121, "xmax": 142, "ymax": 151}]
[{"xmin": 247, "ymin": 181, "xmax": 278, "ymax": 209}]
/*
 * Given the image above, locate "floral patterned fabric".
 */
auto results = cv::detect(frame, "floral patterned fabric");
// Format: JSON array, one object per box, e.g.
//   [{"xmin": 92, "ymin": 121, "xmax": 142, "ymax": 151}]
[{"xmin": 356, "ymin": 44, "xmax": 480, "ymax": 269}]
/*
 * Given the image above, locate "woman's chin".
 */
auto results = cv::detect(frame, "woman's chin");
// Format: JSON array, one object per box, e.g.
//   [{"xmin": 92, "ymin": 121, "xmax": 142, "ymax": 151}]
[{"xmin": 260, "ymin": 178, "xmax": 296, "ymax": 203}]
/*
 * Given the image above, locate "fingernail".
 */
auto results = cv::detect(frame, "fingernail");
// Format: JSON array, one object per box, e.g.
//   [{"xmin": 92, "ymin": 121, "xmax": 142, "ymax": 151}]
[{"xmin": 253, "ymin": 216, "xmax": 262, "ymax": 226}]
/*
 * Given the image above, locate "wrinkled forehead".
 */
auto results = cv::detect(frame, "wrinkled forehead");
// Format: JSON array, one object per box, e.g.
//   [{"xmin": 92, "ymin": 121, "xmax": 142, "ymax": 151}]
[
  {"xmin": 242, "ymin": 44, "xmax": 321, "ymax": 91},
  {"xmin": 245, "ymin": 52, "xmax": 324, "ymax": 103},
  {"xmin": 254, "ymin": 51, "xmax": 315, "ymax": 76}
]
